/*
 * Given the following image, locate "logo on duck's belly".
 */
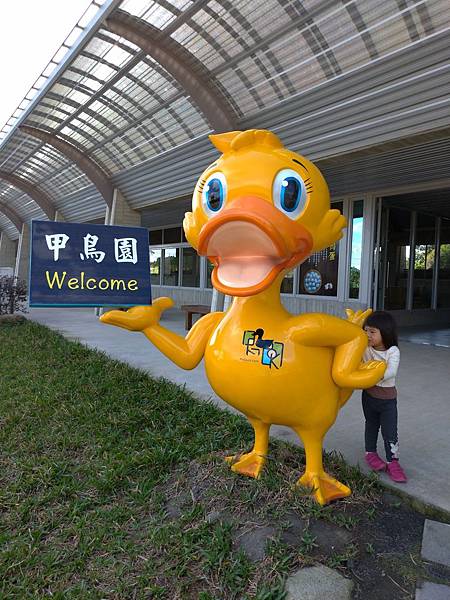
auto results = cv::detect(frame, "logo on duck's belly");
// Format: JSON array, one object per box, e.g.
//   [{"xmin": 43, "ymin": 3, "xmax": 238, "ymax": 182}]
[{"xmin": 242, "ymin": 328, "xmax": 284, "ymax": 369}]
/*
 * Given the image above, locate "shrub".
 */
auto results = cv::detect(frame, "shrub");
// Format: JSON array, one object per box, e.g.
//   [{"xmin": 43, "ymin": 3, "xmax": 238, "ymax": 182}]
[{"xmin": 0, "ymin": 276, "xmax": 27, "ymax": 315}]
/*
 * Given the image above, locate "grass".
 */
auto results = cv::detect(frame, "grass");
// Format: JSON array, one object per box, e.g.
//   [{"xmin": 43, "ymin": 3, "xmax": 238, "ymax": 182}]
[
  {"xmin": 0, "ymin": 320, "xmax": 434, "ymax": 599},
  {"xmin": 0, "ymin": 321, "xmax": 253, "ymax": 598}
]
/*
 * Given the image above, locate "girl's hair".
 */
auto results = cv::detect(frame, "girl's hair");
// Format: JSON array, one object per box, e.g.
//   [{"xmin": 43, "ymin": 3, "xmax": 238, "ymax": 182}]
[{"xmin": 364, "ymin": 310, "xmax": 398, "ymax": 349}]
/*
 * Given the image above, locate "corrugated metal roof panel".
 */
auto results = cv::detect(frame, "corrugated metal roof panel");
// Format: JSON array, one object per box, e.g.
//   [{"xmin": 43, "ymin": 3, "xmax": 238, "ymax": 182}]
[
  {"xmin": 321, "ymin": 137, "xmax": 450, "ymax": 195},
  {"xmin": 0, "ymin": 0, "xmax": 449, "ymax": 236},
  {"xmin": 111, "ymin": 135, "xmax": 216, "ymax": 207},
  {"xmin": 57, "ymin": 185, "xmax": 106, "ymax": 222},
  {"xmin": 208, "ymin": 0, "xmax": 450, "ymax": 116},
  {"xmin": 242, "ymin": 30, "xmax": 450, "ymax": 159}
]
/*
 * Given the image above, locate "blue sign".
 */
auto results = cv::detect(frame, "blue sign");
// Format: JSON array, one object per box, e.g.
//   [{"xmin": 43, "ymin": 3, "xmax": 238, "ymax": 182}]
[{"xmin": 30, "ymin": 220, "xmax": 151, "ymax": 307}]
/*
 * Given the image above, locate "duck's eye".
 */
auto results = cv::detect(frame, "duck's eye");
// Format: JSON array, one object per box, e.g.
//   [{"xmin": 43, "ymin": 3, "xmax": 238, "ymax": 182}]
[
  {"xmin": 201, "ymin": 172, "xmax": 227, "ymax": 216},
  {"xmin": 207, "ymin": 179, "xmax": 223, "ymax": 211},
  {"xmin": 273, "ymin": 169, "xmax": 307, "ymax": 219}
]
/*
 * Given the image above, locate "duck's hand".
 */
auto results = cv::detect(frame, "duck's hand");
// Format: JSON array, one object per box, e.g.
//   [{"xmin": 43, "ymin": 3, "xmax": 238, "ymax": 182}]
[
  {"xmin": 313, "ymin": 209, "xmax": 347, "ymax": 251},
  {"xmin": 360, "ymin": 359, "xmax": 385, "ymax": 371},
  {"xmin": 355, "ymin": 358, "xmax": 387, "ymax": 388},
  {"xmin": 100, "ymin": 297, "xmax": 174, "ymax": 332},
  {"xmin": 345, "ymin": 308, "xmax": 372, "ymax": 328}
]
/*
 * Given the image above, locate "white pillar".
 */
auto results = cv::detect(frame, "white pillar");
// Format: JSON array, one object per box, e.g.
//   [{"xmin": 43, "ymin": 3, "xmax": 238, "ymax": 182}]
[
  {"xmin": 104, "ymin": 206, "xmax": 111, "ymax": 226},
  {"xmin": 107, "ymin": 189, "xmax": 141, "ymax": 227},
  {"xmin": 14, "ymin": 223, "xmax": 30, "ymax": 282},
  {"xmin": 0, "ymin": 232, "xmax": 17, "ymax": 271},
  {"xmin": 54, "ymin": 210, "xmax": 65, "ymax": 222},
  {"xmin": 211, "ymin": 288, "xmax": 225, "ymax": 311}
]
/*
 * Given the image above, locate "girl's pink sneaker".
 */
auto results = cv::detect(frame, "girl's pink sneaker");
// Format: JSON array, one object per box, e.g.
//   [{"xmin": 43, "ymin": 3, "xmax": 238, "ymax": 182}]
[
  {"xmin": 386, "ymin": 460, "xmax": 407, "ymax": 483},
  {"xmin": 365, "ymin": 452, "xmax": 386, "ymax": 471}
]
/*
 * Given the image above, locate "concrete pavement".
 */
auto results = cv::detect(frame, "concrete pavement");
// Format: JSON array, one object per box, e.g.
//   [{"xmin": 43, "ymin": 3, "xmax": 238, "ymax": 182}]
[{"xmin": 27, "ymin": 307, "xmax": 450, "ymax": 515}]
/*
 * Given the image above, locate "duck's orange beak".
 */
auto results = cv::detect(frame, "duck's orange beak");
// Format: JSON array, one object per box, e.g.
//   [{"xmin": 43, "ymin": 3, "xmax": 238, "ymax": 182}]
[{"xmin": 197, "ymin": 197, "xmax": 313, "ymax": 296}]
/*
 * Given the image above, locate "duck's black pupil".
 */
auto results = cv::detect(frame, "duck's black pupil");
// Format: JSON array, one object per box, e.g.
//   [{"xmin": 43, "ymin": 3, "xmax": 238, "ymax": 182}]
[
  {"xmin": 283, "ymin": 179, "xmax": 300, "ymax": 210},
  {"xmin": 208, "ymin": 179, "xmax": 222, "ymax": 210}
]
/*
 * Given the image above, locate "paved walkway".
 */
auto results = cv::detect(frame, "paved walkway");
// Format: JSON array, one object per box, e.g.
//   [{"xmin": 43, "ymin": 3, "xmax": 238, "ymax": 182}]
[
  {"xmin": 28, "ymin": 307, "xmax": 450, "ymax": 515},
  {"xmin": 400, "ymin": 325, "xmax": 450, "ymax": 349},
  {"xmin": 418, "ymin": 519, "xmax": 450, "ymax": 598}
]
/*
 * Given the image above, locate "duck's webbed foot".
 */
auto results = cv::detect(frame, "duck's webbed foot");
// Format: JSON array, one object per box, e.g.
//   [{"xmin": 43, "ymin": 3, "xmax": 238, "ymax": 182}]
[
  {"xmin": 225, "ymin": 418, "xmax": 270, "ymax": 479},
  {"xmin": 225, "ymin": 451, "xmax": 266, "ymax": 479},
  {"xmin": 294, "ymin": 429, "xmax": 351, "ymax": 505},
  {"xmin": 297, "ymin": 470, "xmax": 351, "ymax": 505}
]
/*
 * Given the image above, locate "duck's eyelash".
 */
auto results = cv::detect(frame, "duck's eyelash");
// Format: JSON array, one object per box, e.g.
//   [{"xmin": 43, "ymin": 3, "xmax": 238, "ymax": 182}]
[
  {"xmin": 198, "ymin": 179, "xmax": 206, "ymax": 193},
  {"xmin": 304, "ymin": 177, "xmax": 313, "ymax": 193}
]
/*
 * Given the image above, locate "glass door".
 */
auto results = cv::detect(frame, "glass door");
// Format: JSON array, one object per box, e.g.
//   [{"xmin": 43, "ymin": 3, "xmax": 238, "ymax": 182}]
[
  {"xmin": 412, "ymin": 213, "xmax": 436, "ymax": 308},
  {"xmin": 376, "ymin": 206, "xmax": 412, "ymax": 310},
  {"xmin": 437, "ymin": 218, "xmax": 450, "ymax": 308}
]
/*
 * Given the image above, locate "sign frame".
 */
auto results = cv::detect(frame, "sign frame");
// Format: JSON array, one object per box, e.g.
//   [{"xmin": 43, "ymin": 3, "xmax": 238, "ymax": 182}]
[{"xmin": 29, "ymin": 220, "xmax": 152, "ymax": 308}]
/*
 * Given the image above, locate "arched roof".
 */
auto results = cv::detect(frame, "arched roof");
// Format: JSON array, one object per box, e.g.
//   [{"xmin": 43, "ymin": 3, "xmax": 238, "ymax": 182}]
[
  {"xmin": 0, "ymin": 0, "xmax": 449, "ymax": 238},
  {"xmin": 0, "ymin": 201, "xmax": 24, "ymax": 233},
  {"xmin": 0, "ymin": 170, "xmax": 57, "ymax": 220}
]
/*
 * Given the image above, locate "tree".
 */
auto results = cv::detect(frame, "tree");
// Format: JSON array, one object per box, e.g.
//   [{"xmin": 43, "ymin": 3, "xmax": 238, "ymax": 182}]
[
  {"xmin": 0, "ymin": 276, "xmax": 28, "ymax": 315},
  {"xmin": 349, "ymin": 266, "xmax": 360, "ymax": 298},
  {"xmin": 440, "ymin": 244, "xmax": 450, "ymax": 269}
]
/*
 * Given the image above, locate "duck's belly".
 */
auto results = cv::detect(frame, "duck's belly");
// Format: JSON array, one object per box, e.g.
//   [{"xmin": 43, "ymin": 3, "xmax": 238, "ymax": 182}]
[{"xmin": 204, "ymin": 317, "xmax": 339, "ymax": 429}]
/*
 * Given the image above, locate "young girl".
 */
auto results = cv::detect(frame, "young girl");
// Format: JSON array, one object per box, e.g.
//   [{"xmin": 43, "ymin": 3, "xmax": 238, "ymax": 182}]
[{"xmin": 362, "ymin": 311, "xmax": 407, "ymax": 483}]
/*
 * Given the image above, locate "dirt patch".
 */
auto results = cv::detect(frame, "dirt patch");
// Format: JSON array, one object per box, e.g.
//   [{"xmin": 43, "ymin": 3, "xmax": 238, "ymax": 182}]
[
  {"xmin": 0, "ymin": 314, "xmax": 26, "ymax": 324},
  {"xmin": 153, "ymin": 449, "xmax": 447, "ymax": 599}
]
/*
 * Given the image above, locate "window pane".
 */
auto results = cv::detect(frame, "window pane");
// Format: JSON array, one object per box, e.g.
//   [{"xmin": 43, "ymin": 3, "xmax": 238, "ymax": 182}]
[
  {"xmin": 299, "ymin": 202, "xmax": 342, "ymax": 297},
  {"xmin": 281, "ymin": 270, "xmax": 294, "ymax": 294},
  {"xmin": 163, "ymin": 248, "xmax": 179, "ymax": 286},
  {"xmin": 413, "ymin": 213, "xmax": 436, "ymax": 309},
  {"xmin": 438, "ymin": 218, "xmax": 450, "ymax": 308},
  {"xmin": 149, "ymin": 229, "xmax": 162, "ymax": 245},
  {"xmin": 150, "ymin": 248, "xmax": 161, "ymax": 285},
  {"xmin": 163, "ymin": 227, "xmax": 181, "ymax": 244},
  {"xmin": 182, "ymin": 247, "xmax": 200, "ymax": 287},
  {"xmin": 299, "ymin": 243, "xmax": 339, "ymax": 296},
  {"xmin": 349, "ymin": 200, "xmax": 364, "ymax": 299}
]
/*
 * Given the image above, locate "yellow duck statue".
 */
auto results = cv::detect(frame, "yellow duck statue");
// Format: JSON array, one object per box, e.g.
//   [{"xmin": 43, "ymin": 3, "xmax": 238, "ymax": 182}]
[{"xmin": 101, "ymin": 129, "xmax": 386, "ymax": 505}]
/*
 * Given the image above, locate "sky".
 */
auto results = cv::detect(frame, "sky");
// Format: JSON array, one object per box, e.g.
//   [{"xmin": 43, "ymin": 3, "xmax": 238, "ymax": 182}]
[
  {"xmin": 351, "ymin": 217, "xmax": 363, "ymax": 268},
  {"xmin": 0, "ymin": 0, "xmax": 95, "ymax": 133}
]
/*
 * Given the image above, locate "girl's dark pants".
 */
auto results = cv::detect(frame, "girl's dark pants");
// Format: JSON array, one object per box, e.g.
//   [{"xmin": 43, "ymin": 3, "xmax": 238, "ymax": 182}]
[{"xmin": 362, "ymin": 391, "xmax": 398, "ymax": 462}]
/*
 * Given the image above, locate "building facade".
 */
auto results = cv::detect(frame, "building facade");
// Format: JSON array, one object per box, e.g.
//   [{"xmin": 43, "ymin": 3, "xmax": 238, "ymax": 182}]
[{"xmin": 0, "ymin": 0, "xmax": 449, "ymax": 326}]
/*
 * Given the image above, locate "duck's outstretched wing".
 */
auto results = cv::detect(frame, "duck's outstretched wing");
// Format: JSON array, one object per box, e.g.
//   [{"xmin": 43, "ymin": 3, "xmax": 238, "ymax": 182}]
[{"xmin": 101, "ymin": 297, "xmax": 224, "ymax": 370}]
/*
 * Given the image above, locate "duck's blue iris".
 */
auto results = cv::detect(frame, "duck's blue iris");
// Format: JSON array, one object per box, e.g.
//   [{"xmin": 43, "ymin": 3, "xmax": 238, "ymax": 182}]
[
  {"xmin": 280, "ymin": 177, "xmax": 301, "ymax": 212},
  {"xmin": 206, "ymin": 178, "xmax": 224, "ymax": 212}
]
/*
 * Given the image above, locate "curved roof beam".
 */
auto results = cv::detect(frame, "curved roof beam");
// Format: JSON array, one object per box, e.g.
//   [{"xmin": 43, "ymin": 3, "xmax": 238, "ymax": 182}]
[
  {"xmin": 105, "ymin": 10, "xmax": 237, "ymax": 133},
  {"xmin": 0, "ymin": 171, "xmax": 57, "ymax": 220},
  {"xmin": 0, "ymin": 203, "xmax": 23, "ymax": 233},
  {"xmin": 19, "ymin": 125, "xmax": 113, "ymax": 208}
]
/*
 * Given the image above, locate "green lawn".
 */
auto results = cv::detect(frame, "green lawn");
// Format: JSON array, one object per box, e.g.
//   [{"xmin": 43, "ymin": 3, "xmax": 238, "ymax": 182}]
[{"xmin": 0, "ymin": 321, "xmax": 424, "ymax": 599}]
